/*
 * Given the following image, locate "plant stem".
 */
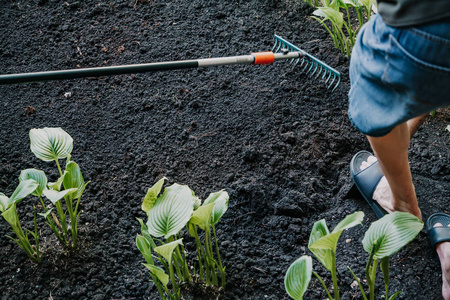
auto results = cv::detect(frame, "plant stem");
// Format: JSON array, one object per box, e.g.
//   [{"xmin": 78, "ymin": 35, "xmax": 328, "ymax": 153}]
[
  {"xmin": 331, "ymin": 253, "xmax": 340, "ymax": 300},
  {"xmin": 39, "ymin": 196, "xmax": 65, "ymax": 244},
  {"xmin": 175, "ymin": 234, "xmax": 191, "ymax": 282},
  {"xmin": 192, "ymin": 225, "xmax": 205, "ymax": 282},
  {"xmin": 212, "ymin": 224, "xmax": 226, "ymax": 289},
  {"xmin": 313, "ymin": 271, "xmax": 334, "ymax": 300},
  {"xmin": 347, "ymin": 267, "xmax": 368, "ymax": 300},
  {"xmin": 55, "ymin": 201, "xmax": 69, "ymax": 242},
  {"xmin": 168, "ymin": 260, "xmax": 179, "ymax": 295},
  {"xmin": 205, "ymin": 227, "xmax": 218, "ymax": 286},
  {"xmin": 32, "ymin": 207, "xmax": 41, "ymax": 262},
  {"xmin": 370, "ymin": 259, "xmax": 378, "ymax": 300},
  {"xmin": 55, "ymin": 159, "xmax": 63, "ymax": 177}
]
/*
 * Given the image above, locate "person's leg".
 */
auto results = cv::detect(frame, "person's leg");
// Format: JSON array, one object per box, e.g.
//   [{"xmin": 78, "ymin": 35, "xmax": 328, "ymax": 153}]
[
  {"xmin": 367, "ymin": 121, "xmax": 422, "ymax": 219},
  {"xmin": 407, "ymin": 114, "xmax": 427, "ymax": 139},
  {"xmin": 434, "ymin": 223, "xmax": 450, "ymax": 300}
]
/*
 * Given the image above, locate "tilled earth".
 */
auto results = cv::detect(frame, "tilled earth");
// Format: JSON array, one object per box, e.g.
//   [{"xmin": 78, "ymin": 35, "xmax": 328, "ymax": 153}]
[{"xmin": 0, "ymin": 1, "xmax": 449, "ymax": 299}]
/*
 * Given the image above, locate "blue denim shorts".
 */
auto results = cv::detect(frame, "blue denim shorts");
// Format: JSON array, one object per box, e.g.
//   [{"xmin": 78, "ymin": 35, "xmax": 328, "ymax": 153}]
[{"xmin": 348, "ymin": 14, "xmax": 450, "ymax": 137}]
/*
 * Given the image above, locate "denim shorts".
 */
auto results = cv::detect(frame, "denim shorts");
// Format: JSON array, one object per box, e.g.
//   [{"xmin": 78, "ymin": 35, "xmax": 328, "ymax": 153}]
[{"xmin": 348, "ymin": 14, "xmax": 450, "ymax": 137}]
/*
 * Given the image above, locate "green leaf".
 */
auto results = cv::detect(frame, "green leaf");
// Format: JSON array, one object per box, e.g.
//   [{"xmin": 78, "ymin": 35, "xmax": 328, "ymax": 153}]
[
  {"xmin": 358, "ymin": 0, "xmax": 376, "ymax": 10},
  {"xmin": 153, "ymin": 238, "xmax": 183, "ymax": 263},
  {"xmin": 309, "ymin": 212, "xmax": 364, "ymax": 267},
  {"xmin": 137, "ymin": 218, "xmax": 157, "ymax": 248},
  {"xmin": 362, "ymin": 212, "xmax": 423, "ymax": 259},
  {"xmin": 189, "ymin": 203, "xmax": 215, "ymax": 230},
  {"xmin": 380, "ymin": 256, "xmax": 390, "ymax": 289},
  {"xmin": 445, "ymin": 125, "xmax": 450, "ymax": 132},
  {"xmin": 332, "ymin": 211, "xmax": 364, "ymax": 233},
  {"xmin": 9, "ymin": 179, "xmax": 39, "ymax": 205},
  {"xmin": 146, "ymin": 183, "xmax": 194, "ymax": 239},
  {"xmin": 143, "ymin": 264, "xmax": 170, "ymax": 287},
  {"xmin": 63, "ymin": 161, "xmax": 88, "ymax": 199},
  {"xmin": 48, "ymin": 172, "xmax": 66, "ymax": 192},
  {"xmin": 19, "ymin": 169, "xmax": 48, "ymax": 197},
  {"xmin": 193, "ymin": 195, "xmax": 202, "ymax": 210},
  {"xmin": 0, "ymin": 193, "xmax": 9, "ymax": 213},
  {"xmin": 308, "ymin": 219, "xmax": 333, "ymax": 271},
  {"xmin": 202, "ymin": 190, "xmax": 229, "ymax": 225},
  {"xmin": 142, "ymin": 177, "xmax": 166, "ymax": 213},
  {"xmin": 341, "ymin": 0, "xmax": 359, "ymax": 7},
  {"xmin": 137, "ymin": 235, "xmax": 154, "ymax": 264},
  {"xmin": 43, "ymin": 188, "xmax": 78, "ymax": 205},
  {"xmin": 313, "ymin": 7, "xmax": 344, "ymax": 29},
  {"xmin": 389, "ymin": 291, "xmax": 402, "ymax": 300},
  {"xmin": 2, "ymin": 203, "xmax": 19, "ymax": 228},
  {"xmin": 38, "ymin": 208, "xmax": 53, "ymax": 219},
  {"xmin": 284, "ymin": 256, "xmax": 312, "ymax": 300},
  {"xmin": 29, "ymin": 127, "xmax": 73, "ymax": 162}
]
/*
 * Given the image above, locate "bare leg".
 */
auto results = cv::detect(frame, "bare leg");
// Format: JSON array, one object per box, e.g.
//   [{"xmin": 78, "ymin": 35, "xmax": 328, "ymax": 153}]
[
  {"xmin": 367, "ymin": 122, "xmax": 422, "ymax": 219},
  {"xmin": 434, "ymin": 223, "xmax": 450, "ymax": 300},
  {"xmin": 364, "ymin": 113, "xmax": 450, "ymax": 300},
  {"xmin": 362, "ymin": 114, "xmax": 427, "ymax": 219},
  {"xmin": 407, "ymin": 114, "xmax": 427, "ymax": 139}
]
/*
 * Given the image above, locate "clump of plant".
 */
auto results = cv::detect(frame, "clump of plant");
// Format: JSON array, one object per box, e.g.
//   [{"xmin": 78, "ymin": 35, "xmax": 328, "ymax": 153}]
[
  {"xmin": 136, "ymin": 178, "xmax": 229, "ymax": 300},
  {"xmin": 0, "ymin": 179, "xmax": 42, "ymax": 262},
  {"xmin": 0, "ymin": 127, "xmax": 89, "ymax": 262},
  {"xmin": 304, "ymin": 0, "xmax": 376, "ymax": 57},
  {"xmin": 284, "ymin": 211, "xmax": 423, "ymax": 300}
]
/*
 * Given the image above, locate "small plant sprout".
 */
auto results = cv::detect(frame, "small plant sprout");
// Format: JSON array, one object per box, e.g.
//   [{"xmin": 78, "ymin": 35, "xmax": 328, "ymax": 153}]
[
  {"xmin": 29, "ymin": 127, "xmax": 90, "ymax": 249},
  {"xmin": 188, "ymin": 190, "xmax": 229, "ymax": 288},
  {"xmin": 354, "ymin": 212, "xmax": 424, "ymax": 300},
  {"xmin": 284, "ymin": 211, "xmax": 423, "ymax": 300},
  {"xmin": 0, "ymin": 179, "xmax": 41, "ymax": 263},
  {"xmin": 136, "ymin": 178, "xmax": 229, "ymax": 299}
]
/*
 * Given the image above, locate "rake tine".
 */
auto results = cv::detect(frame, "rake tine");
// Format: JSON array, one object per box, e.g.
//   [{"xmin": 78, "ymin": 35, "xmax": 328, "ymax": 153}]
[
  {"xmin": 315, "ymin": 65, "xmax": 323, "ymax": 79},
  {"xmin": 271, "ymin": 39, "xmax": 279, "ymax": 52},
  {"xmin": 328, "ymin": 74, "xmax": 336, "ymax": 90},
  {"xmin": 273, "ymin": 35, "xmax": 340, "ymax": 90},
  {"xmin": 306, "ymin": 60, "xmax": 315, "ymax": 76},
  {"xmin": 302, "ymin": 59, "xmax": 310, "ymax": 73},
  {"xmin": 310, "ymin": 62, "xmax": 319, "ymax": 77},
  {"xmin": 331, "ymin": 75, "xmax": 340, "ymax": 92},
  {"xmin": 322, "ymin": 68, "xmax": 328, "ymax": 80},
  {"xmin": 325, "ymin": 70, "xmax": 332, "ymax": 85}
]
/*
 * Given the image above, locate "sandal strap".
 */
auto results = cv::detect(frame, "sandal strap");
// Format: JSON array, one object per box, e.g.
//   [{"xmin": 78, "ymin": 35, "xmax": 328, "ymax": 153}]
[{"xmin": 428, "ymin": 227, "xmax": 450, "ymax": 247}]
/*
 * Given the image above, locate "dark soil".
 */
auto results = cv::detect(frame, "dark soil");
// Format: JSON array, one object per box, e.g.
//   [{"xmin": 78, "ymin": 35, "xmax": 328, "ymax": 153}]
[{"xmin": 0, "ymin": 1, "xmax": 449, "ymax": 299}]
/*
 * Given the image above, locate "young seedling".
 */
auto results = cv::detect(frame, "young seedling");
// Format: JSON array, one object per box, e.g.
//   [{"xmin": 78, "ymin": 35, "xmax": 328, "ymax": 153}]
[
  {"xmin": 352, "ymin": 212, "xmax": 424, "ymax": 300},
  {"xmin": 188, "ymin": 190, "xmax": 229, "ymax": 289},
  {"xmin": 0, "ymin": 179, "xmax": 41, "ymax": 262},
  {"xmin": 29, "ymin": 127, "xmax": 89, "ymax": 248},
  {"xmin": 137, "ymin": 178, "xmax": 229, "ymax": 299},
  {"xmin": 284, "ymin": 211, "xmax": 423, "ymax": 300}
]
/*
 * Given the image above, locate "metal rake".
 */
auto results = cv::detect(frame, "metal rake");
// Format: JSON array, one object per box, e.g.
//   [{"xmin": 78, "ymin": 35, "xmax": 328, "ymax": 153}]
[{"xmin": 0, "ymin": 35, "xmax": 340, "ymax": 91}]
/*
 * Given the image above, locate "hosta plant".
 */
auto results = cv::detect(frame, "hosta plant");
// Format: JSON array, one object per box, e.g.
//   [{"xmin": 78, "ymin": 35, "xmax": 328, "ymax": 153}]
[
  {"xmin": 304, "ymin": 0, "xmax": 376, "ymax": 57},
  {"xmin": 0, "ymin": 128, "xmax": 89, "ymax": 263},
  {"xmin": 284, "ymin": 211, "xmax": 423, "ymax": 300},
  {"xmin": 136, "ymin": 178, "xmax": 229, "ymax": 300},
  {"xmin": 0, "ymin": 179, "xmax": 41, "ymax": 262},
  {"xmin": 29, "ymin": 127, "xmax": 89, "ymax": 249}
]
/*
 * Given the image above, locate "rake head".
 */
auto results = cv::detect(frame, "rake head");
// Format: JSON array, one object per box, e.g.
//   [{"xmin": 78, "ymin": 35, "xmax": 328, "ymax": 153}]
[{"xmin": 272, "ymin": 34, "xmax": 340, "ymax": 91}]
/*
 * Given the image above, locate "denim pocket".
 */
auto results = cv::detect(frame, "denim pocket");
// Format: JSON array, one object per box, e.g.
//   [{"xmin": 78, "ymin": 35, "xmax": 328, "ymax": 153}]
[{"xmin": 382, "ymin": 33, "xmax": 450, "ymax": 109}]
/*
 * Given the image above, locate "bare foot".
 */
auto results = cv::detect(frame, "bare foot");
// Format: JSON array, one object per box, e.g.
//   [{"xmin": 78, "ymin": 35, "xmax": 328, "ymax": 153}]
[
  {"xmin": 434, "ymin": 223, "xmax": 450, "ymax": 300},
  {"xmin": 359, "ymin": 155, "xmax": 422, "ymax": 219}
]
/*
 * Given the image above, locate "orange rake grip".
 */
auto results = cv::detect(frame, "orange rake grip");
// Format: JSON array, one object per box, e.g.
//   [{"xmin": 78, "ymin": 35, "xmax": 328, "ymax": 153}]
[{"xmin": 252, "ymin": 52, "xmax": 275, "ymax": 65}]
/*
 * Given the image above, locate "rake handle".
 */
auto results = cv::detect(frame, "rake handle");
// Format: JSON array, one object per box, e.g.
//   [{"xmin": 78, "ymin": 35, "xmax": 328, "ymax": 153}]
[{"xmin": 0, "ymin": 52, "xmax": 301, "ymax": 85}]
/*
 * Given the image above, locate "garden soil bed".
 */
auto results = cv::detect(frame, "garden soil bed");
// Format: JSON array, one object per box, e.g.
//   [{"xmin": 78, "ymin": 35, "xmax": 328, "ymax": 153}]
[{"xmin": 0, "ymin": 1, "xmax": 449, "ymax": 299}]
